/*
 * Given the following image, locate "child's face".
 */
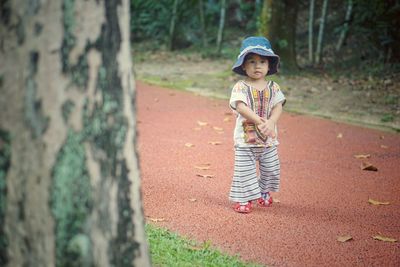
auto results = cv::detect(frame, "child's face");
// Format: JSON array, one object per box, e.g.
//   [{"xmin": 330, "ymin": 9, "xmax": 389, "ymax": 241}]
[{"xmin": 242, "ymin": 53, "xmax": 269, "ymax": 80}]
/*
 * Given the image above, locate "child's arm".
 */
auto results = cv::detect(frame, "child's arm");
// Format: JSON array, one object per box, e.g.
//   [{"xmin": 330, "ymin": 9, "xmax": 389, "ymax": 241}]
[
  {"xmin": 258, "ymin": 102, "xmax": 283, "ymax": 138},
  {"xmin": 235, "ymin": 101, "xmax": 264, "ymax": 125}
]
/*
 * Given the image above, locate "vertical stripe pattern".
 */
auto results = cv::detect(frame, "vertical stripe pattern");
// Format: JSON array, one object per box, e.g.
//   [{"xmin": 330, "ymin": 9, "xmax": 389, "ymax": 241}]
[{"xmin": 229, "ymin": 146, "xmax": 280, "ymax": 203}]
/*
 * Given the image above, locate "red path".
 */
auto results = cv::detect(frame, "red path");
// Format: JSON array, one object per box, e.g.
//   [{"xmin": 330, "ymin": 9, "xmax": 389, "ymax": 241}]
[{"xmin": 137, "ymin": 81, "xmax": 400, "ymax": 266}]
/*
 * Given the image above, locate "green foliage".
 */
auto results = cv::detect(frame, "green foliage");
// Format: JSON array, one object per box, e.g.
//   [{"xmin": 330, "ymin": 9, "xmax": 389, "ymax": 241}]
[
  {"xmin": 146, "ymin": 224, "xmax": 262, "ymax": 267},
  {"xmin": 381, "ymin": 113, "xmax": 394, "ymax": 123},
  {"xmin": 130, "ymin": 0, "xmax": 259, "ymax": 48},
  {"xmin": 351, "ymin": 0, "xmax": 400, "ymax": 62},
  {"xmin": 51, "ymin": 130, "xmax": 92, "ymax": 267}
]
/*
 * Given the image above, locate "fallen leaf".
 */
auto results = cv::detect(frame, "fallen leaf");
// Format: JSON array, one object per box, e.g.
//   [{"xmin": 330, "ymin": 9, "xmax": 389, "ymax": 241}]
[
  {"xmin": 185, "ymin": 143, "xmax": 195, "ymax": 148},
  {"xmin": 337, "ymin": 133, "xmax": 343, "ymax": 138},
  {"xmin": 273, "ymin": 198, "xmax": 280, "ymax": 203},
  {"xmin": 148, "ymin": 217, "xmax": 166, "ymax": 222},
  {"xmin": 224, "ymin": 112, "xmax": 233, "ymax": 116},
  {"xmin": 188, "ymin": 245, "xmax": 203, "ymax": 251},
  {"xmin": 194, "ymin": 165, "xmax": 210, "ymax": 170},
  {"xmin": 208, "ymin": 141, "xmax": 222, "ymax": 145},
  {"xmin": 223, "ymin": 117, "xmax": 231, "ymax": 122},
  {"xmin": 354, "ymin": 154, "xmax": 371, "ymax": 159},
  {"xmin": 189, "ymin": 198, "xmax": 197, "ymax": 202},
  {"xmin": 379, "ymin": 135, "xmax": 385, "ymax": 140},
  {"xmin": 197, "ymin": 121, "xmax": 208, "ymax": 126},
  {"xmin": 368, "ymin": 198, "xmax": 390, "ymax": 205},
  {"xmin": 213, "ymin": 126, "xmax": 224, "ymax": 131},
  {"xmin": 337, "ymin": 235, "xmax": 353, "ymax": 242},
  {"xmin": 372, "ymin": 235, "xmax": 397, "ymax": 242},
  {"xmin": 196, "ymin": 174, "xmax": 214, "ymax": 178},
  {"xmin": 361, "ymin": 162, "xmax": 378, "ymax": 171},
  {"xmin": 380, "ymin": 145, "xmax": 388, "ymax": 149}
]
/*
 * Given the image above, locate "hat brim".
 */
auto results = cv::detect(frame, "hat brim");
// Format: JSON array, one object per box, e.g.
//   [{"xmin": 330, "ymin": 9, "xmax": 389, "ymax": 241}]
[{"xmin": 232, "ymin": 48, "xmax": 280, "ymax": 76}]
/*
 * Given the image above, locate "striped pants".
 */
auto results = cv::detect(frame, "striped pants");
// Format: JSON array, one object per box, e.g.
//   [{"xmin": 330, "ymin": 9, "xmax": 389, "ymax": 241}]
[{"xmin": 229, "ymin": 146, "xmax": 280, "ymax": 204}]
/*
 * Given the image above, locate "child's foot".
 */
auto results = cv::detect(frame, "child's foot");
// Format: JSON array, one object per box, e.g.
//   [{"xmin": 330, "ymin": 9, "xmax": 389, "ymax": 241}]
[
  {"xmin": 257, "ymin": 192, "xmax": 273, "ymax": 207},
  {"xmin": 233, "ymin": 201, "xmax": 252, "ymax": 213}
]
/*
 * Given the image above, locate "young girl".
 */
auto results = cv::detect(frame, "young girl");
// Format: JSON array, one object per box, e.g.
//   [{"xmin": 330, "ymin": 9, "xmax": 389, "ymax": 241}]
[{"xmin": 229, "ymin": 36, "xmax": 286, "ymax": 213}]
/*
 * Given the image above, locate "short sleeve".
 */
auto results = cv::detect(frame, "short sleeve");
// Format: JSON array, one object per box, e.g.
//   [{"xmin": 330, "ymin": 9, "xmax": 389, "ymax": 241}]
[
  {"xmin": 229, "ymin": 81, "xmax": 248, "ymax": 110},
  {"xmin": 272, "ymin": 82, "xmax": 286, "ymax": 106}
]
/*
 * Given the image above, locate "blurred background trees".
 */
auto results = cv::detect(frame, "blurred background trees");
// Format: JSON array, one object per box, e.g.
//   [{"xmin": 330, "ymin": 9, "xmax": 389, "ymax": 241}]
[{"xmin": 130, "ymin": 0, "xmax": 400, "ymax": 75}]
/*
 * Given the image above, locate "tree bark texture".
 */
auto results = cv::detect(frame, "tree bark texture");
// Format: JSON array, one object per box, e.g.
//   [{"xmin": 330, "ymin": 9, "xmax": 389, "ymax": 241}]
[
  {"xmin": 336, "ymin": 0, "xmax": 353, "ymax": 52},
  {"xmin": 0, "ymin": 0, "xmax": 150, "ymax": 266},
  {"xmin": 308, "ymin": 0, "xmax": 315, "ymax": 63},
  {"xmin": 199, "ymin": 0, "xmax": 207, "ymax": 47},
  {"xmin": 260, "ymin": 0, "xmax": 298, "ymax": 72},
  {"xmin": 216, "ymin": 0, "xmax": 226, "ymax": 54},
  {"xmin": 169, "ymin": 0, "xmax": 179, "ymax": 51},
  {"xmin": 316, "ymin": 0, "xmax": 329, "ymax": 64}
]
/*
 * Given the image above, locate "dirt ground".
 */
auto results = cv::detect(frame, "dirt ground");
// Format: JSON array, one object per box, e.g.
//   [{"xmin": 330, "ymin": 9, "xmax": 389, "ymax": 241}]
[
  {"xmin": 137, "ymin": 81, "xmax": 400, "ymax": 266},
  {"xmin": 133, "ymin": 51, "xmax": 400, "ymax": 133}
]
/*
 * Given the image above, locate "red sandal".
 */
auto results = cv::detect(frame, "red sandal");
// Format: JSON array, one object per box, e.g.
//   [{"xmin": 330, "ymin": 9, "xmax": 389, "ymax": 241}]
[
  {"xmin": 233, "ymin": 201, "xmax": 252, "ymax": 213},
  {"xmin": 257, "ymin": 192, "xmax": 273, "ymax": 207}
]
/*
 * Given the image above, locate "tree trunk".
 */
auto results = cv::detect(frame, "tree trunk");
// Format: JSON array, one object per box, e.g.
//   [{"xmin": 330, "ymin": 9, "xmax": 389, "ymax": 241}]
[
  {"xmin": 0, "ymin": 0, "xmax": 151, "ymax": 266},
  {"xmin": 169, "ymin": 0, "xmax": 179, "ymax": 51},
  {"xmin": 216, "ymin": 0, "xmax": 226, "ymax": 54},
  {"xmin": 260, "ymin": 0, "xmax": 298, "ymax": 72},
  {"xmin": 308, "ymin": 0, "xmax": 315, "ymax": 64},
  {"xmin": 315, "ymin": 0, "xmax": 329, "ymax": 64},
  {"xmin": 199, "ymin": 0, "xmax": 207, "ymax": 47},
  {"xmin": 336, "ymin": 0, "xmax": 353, "ymax": 52}
]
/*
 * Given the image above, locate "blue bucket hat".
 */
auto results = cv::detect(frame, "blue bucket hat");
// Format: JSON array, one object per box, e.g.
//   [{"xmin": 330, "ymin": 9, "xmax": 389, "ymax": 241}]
[{"xmin": 232, "ymin": 36, "xmax": 280, "ymax": 76}]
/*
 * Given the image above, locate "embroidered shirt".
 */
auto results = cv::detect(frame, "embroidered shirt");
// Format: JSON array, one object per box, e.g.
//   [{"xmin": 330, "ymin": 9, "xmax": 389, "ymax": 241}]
[{"xmin": 229, "ymin": 80, "xmax": 286, "ymax": 147}]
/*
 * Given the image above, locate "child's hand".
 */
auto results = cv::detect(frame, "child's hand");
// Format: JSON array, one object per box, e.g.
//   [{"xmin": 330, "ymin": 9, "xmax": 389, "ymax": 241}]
[{"xmin": 257, "ymin": 119, "xmax": 276, "ymax": 138}]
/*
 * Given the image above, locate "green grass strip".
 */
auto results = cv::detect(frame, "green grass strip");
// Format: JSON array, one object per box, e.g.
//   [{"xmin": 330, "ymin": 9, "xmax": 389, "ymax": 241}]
[{"xmin": 146, "ymin": 224, "xmax": 262, "ymax": 267}]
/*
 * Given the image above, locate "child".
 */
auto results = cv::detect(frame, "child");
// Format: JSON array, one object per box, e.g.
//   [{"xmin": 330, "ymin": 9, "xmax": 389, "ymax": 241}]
[{"xmin": 229, "ymin": 36, "xmax": 286, "ymax": 213}]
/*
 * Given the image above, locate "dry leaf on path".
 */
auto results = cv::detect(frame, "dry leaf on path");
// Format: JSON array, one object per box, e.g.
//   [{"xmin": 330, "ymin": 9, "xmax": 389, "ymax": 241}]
[
  {"xmin": 361, "ymin": 162, "xmax": 378, "ymax": 171},
  {"xmin": 380, "ymin": 145, "xmax": 389, "ymax": 149},
  {"xmin": 354, "ymin": 154, "xmax": 371, "ymax": 159},
  {"xmin": 337, "ymin": 133, "xmax": 343, "ymax": 138},
  {"xmin": 337, "ymin": 235, "xmax": 353, "ymax": 242},
  {"xmin": 372, "ymin": 235, "xmax": 397, "ymax": 242},
  {"xmin": 223, "ymin": 117, "xmax": 231, "ymax": 122},
  {"xmin": 185, "ymin": 143, "xmax": 195, "ymax": 148},
  {"xmin": 213, "ymin": 126, "xmax": 224, "ymax": 131},
  {"xmin": 189, "ymin": 198, "xmax": 197, "ymax": 202},
  {"xmin": 273, "ymin": 198, "xmax": 280, "ymax": 203},
  {"xmin": 224, "ymin": 112, "xmax": 233, "ymax": 116},
  {"xmin": 148, "ymin": 217, "xmax": 166, "ymax": 222},
  {"xmin": 368, "ymin": 198, "xmax": 390, "ymax": 205},
  {"xmin": 208, "ymin": 141, "xmax": 222, "ymax": 145},
  {"xmin": 197, "ymin": 121, "xmax": 208, "ymax": 126},
  {"xmin": 194, "ymin": 165, "xmax": 210, "ymax": 170},
  {"xmin": 196, "ymin": 174, "xmax": 214, "ymax": 178},
  {"xmin": 188, "ymin": 244, "xmax": 203, "ymax": 251}
]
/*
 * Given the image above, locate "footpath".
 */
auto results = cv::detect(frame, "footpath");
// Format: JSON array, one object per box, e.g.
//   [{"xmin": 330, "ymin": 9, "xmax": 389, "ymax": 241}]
[{"xmin": 137, "ymin": 81, "xmax": 400, "ymax": 266}]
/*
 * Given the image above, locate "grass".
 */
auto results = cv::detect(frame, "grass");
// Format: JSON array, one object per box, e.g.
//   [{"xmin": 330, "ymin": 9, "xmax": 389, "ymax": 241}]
[{"xmin": 146, "ymin": 224, "xmax": 262, "ymax": 267}]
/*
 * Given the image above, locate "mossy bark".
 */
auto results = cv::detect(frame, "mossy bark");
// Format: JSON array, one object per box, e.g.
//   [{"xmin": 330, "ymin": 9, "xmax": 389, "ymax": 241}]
[
  {"xmin": 258, "ymin": 0, "xmax": 298, "ymax": 72},
  {"xmin": 0, "ymin": 0, "xmax": 150, "ymax": 266}
]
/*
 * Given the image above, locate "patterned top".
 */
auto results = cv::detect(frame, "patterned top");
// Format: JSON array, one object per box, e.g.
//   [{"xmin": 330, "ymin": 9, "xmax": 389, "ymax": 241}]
[{"xmin": 229, "ymin": 80, "xmax": 286, "ymax": 147}]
